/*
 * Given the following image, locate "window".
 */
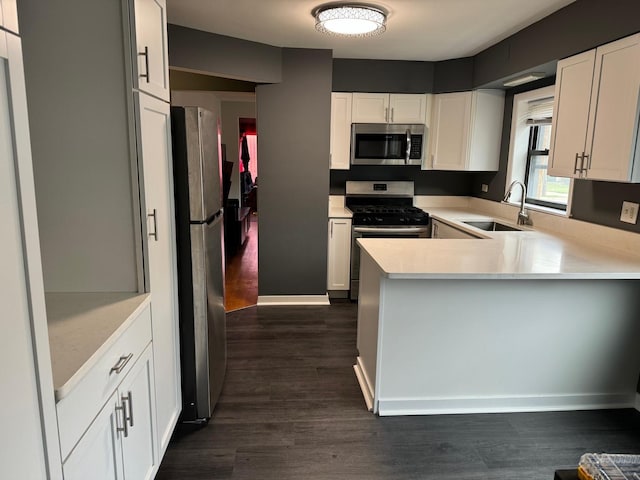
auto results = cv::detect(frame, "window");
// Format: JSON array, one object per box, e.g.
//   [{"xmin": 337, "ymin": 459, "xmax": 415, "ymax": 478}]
[
  {"xmin": 506, "ymin": 86, "xmax": 571, "ymax": 214},
  {"xmin": 524, "ymin": 124, "xmax": 570, "ymax": 210}
]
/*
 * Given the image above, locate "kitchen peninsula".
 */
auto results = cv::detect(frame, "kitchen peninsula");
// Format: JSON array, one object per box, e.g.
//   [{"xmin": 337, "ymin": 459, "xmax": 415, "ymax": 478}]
[{"xmin": 354, "ymin": 209, "xmax": 640, "ymax": 416}]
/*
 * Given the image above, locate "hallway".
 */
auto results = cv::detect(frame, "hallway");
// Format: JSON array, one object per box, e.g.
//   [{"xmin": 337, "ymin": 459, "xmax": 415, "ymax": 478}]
[{"xmin": 225, "ymin": 216, "xmax": 258, "ymax": 311}]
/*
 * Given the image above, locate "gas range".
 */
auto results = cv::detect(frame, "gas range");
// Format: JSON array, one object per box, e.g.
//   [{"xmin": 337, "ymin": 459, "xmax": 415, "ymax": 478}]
[
  {"xmin": 345, "ymin": 181, "xmax": 429, "ymax": 227},
  {"xmin": 345, "ymin": 181, "xmax": 430, "ymax": 301},
  {"xmin": 349, "ymin": 205, "xmax": 430, "ymax": 226}
]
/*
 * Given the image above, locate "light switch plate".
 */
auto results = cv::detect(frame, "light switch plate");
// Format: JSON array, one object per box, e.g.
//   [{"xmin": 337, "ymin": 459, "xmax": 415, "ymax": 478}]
[
  {"xmin": 620, "ymin": 201, "xmax": 639, "ymax": 224},
  {"xmin": 481, "ymin": 184, "xmax": 489, "ymax": 193}
]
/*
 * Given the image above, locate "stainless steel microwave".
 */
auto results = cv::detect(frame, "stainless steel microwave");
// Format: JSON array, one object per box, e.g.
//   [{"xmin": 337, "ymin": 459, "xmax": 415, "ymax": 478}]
[{"xmin": 350, "ymin": 123, "xmax": 426, "ymax": 166}]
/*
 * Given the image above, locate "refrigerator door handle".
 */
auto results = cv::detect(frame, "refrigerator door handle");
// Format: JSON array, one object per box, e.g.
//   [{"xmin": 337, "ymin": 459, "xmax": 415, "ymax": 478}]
[{"xmin": 148, "ymin": 208, "xmax": 158, "ymax": 241}]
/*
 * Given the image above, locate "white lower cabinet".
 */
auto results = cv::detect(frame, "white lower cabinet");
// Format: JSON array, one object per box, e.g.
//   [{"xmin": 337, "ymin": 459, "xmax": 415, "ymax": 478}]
[
  {"xmin": 63, "ymin": 344, "xmax": 157, "ymax": 480},
  {"xmin": 327, "ymin": 218, "xmax": 352, "ymax": 290},
  {"xmin": 431, "ymin": 219, "xmax": 479, "ymax": 239}
]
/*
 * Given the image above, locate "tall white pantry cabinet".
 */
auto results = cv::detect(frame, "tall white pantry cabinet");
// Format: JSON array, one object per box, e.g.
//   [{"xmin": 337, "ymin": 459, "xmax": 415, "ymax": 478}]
[{"xmin": 3, "ymin": 0, "xmax": 179, "ymax": 478}]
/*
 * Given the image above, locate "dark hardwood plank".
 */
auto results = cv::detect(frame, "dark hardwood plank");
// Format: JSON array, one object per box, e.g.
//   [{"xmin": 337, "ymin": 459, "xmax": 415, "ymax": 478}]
[{"xmin": 156, "ymin": 301, "xmax": 640, "ymax": 480}]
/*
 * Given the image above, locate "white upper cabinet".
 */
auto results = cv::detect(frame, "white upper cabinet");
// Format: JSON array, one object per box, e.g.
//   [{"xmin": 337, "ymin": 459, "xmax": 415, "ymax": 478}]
[
  {"xmin": 548, "ymin": 50, "xmax": 595, "ymax": 178},
  {"xmin": 330, "ymin": 92, "xmax": 352, "ymax": 170},
  {"xmin": 549, "ymin": 33, "xmax": 640, "ymax": 182},
  {"xmin": 352, "ymin": 93, "xmax": 389, "ymax": 123},
  {"xmin": 0, "ymin": 0, "xmax": 18, "ymax": 34},
  {"xmin": 427, "ymin": 90, "xmax": 504, "ymax": 171},
  {"xmin": 352, "ymin": 93, "xmax": 427, "ymax": 124},
  {"xmin": 130, "ymin": 0, "xmax": 170, "ymax": 102},
  {"xmin": 389, "ymin": 94, "xmax": 428, "ymax": 123}
]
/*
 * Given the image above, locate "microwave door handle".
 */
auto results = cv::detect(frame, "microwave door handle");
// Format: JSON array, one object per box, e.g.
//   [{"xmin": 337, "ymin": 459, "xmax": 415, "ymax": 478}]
[{"xmin": 405, "ymin": 129, "xmax": 411, "ymax": 165}]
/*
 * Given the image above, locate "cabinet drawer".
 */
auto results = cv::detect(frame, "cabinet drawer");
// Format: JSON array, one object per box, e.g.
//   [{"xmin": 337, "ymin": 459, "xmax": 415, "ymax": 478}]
[{"xmin": 57, "ymin": 305, "xmax": 152, "ymax": 461}]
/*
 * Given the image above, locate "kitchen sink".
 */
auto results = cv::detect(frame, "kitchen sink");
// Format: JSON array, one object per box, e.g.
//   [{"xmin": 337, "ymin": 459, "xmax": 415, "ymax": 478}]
[{"xmin": 462, "ymin": 220, "xmax": 523, "ymax": 232}]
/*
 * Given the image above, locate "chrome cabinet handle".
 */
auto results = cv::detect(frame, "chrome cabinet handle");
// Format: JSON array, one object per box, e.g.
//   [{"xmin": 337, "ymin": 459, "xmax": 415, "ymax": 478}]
[
  {"xmin": 583, "ymin": 152, "xmax": 591, "ymax": 170},
  {"xmin": 148, "ymin": 209, "xmax": 158, "ymax": 241},
  {"xmin": 433, "ymin": 223, "xmax": 439, "ymax": 238},
  {"xmin": 110, "ymin": 353, "xmax": 133, "ymax": 375},
  {"xmin": 391, "ymin": 107, "xmax": 395, "ymax": 122},
  {"xmin": 115, "ymin": 403, "xmax": 129, "ymax": 438},
  {"xmin": 330, "ymin": 221, "xmax": 333, "ymax": 237},
  {"xmin": 384, "ymin": 107, "xmax": 388, "ymax": 122},
  {"xmin": 139, "ymin": 46, "xmax": 150, "ymax": 83},
  {"xmin": 574, "ymin": 152, "xmax": 581, "ymax": 174},
  {"xmin": 122, "ymin": 392, "xmax": 134, "ymax": 428}
]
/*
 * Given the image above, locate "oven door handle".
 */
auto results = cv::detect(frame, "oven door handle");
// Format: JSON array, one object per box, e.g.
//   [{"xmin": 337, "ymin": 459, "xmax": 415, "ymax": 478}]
[{"xmin": 353, "ymin": 226, "xmax": 429, "ymax": 235}]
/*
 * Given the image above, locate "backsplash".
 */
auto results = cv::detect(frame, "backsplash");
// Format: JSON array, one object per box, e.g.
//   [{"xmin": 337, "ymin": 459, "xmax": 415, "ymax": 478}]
[{"xmin": 329, "ymin": 166, "xmax": 474, "ymax": 196}]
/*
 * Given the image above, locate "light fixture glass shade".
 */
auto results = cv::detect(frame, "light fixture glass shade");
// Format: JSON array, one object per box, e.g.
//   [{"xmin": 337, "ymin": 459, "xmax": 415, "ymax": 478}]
[{"xmin": 314, "ymin": 4, "xmax": 386, "ymax": 37}]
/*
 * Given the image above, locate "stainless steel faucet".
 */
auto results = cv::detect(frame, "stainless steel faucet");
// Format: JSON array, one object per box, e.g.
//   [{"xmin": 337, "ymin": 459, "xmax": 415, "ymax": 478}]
[{"xmin": 502, "ymin": 181, "xmax": 532, "ymax": 226}]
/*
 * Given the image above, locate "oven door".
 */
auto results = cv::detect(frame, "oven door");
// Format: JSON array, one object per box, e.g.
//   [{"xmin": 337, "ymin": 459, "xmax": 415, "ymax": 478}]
[
  {"xmin": 351, "ymin": 124, "xmax": 424, "ymax": 166},
  {"xmin": 350, "ymin": 226, "xmax": 429, "ymax": 300}
]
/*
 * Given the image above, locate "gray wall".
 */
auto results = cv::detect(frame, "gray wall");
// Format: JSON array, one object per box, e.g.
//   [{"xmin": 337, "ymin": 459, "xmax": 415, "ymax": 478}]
[
  {"xmin": 474, "ymin": 0, "xmax": 640, "ymax": 87},
  {"xmin": 168, "ymin": 24, "xmax": 282, "ymax": 83},
  {"xmin": 330, "ymin": 167, "xmax": 474, "ymax": 196},
  {"xmin": 256, "ymin": 49, "xmax": 332, "ymax": 296},
  {"xmin": 332, "ymin": 59, "xmax": 434, "ymax": 93}
]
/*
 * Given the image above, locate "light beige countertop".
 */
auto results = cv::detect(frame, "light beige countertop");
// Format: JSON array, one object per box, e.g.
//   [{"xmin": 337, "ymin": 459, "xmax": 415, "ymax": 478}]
[
  {"xmin": 358, "ymin": 207, "xmax": 640, "ymax": 279},
  {"xmin": 328, "ymin": 195, "xmax": 352, "ymax": 218},
  {"xmin": 47, "ymin": 292, "xmax": 150, "ymax": 400}
]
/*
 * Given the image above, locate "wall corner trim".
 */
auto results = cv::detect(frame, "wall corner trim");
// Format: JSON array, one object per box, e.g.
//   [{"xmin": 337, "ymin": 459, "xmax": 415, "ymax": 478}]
[{"xmin": 257, "ymin": 295, "xmax": 330, "ymax": 306}]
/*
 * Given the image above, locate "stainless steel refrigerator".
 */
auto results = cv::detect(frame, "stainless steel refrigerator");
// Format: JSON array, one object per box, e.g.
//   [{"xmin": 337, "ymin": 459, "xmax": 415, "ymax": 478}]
[{"xmin": 171, "ymin": 106, "xmax": 226, "ymax": 422}]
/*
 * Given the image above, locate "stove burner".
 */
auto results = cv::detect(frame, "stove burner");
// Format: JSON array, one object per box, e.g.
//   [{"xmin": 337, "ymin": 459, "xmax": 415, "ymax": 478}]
[{"xmin": 349, "ymin": 204, "xmax": 429, "ymax": 226}]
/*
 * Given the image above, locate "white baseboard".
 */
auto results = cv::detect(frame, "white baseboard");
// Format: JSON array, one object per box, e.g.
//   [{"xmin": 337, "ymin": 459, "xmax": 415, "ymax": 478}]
[
  {"xmin": 376, "ymin": 393, "xmax": 636, "ymax": 417},
  {"xmin": 353, "ymin": 358, "xmax": 374, "ymax": 412},
  {"xmin": 256, "ymin": 294, "xmax": 330, "ymax": 306}
]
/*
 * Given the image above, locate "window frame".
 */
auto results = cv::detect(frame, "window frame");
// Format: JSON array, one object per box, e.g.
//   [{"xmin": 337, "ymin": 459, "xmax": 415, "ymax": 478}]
[{"xmin": 505, "ymin": 85, "xmax": 573, "ymax": 217}]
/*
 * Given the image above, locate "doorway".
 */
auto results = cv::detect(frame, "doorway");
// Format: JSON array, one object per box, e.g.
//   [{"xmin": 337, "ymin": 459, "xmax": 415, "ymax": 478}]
[{"xmin": 224, "ymin": 117, "xmax": 258, "ymax": 311}]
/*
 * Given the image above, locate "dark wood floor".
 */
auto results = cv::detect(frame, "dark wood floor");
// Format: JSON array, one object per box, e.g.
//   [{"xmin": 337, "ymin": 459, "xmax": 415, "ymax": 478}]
[{"xmin": 156, "ymin": 301, "xmax": 640, "ymax": 480}]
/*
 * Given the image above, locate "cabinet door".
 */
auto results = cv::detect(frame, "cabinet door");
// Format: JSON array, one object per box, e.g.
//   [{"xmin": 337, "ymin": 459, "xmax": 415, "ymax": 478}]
[
  {"xmin": 467, "ymin": 90, "xmax": 504, "ymax": 171},
  {"xmin": 63, "ymin": 393, "xmax": 123, "ymax": 480},
  {"xmin": 389, "ymin": 94, "xmax": 427, "ymax": 124},
  {"xmin": 0, "ymin": 0, "xmax": 18, "ymax": 34},
  {"xmin": 119, "ymin": 345, "xmax": 157, "ymax": 480},
  {"xmin": 0, "ymin": 31, "xmax": 51, "ymax": 480},
  {"xmin": 330, "ymin": 93, "xmax": 352, "ymax": 170},
  {"xmin": 352, "ymin": 93, "xmax": 389, "ymax": 123},
  {"xmin": 136, "ymin": 92, "xmax": 181, "ymax": 455},
  {"xmin": 327, "ymin": 218, "xmax": 352, "ymax": 290},
  {"xmin": 131, "ymin": 0, "xmax": 170, "ymax": 101},
  {"xmin": 585, "ymin": 34, "xmax": 640, "ymax": 182},
  {"xmin": 548, "ymin": 49, "xmax": 595, "ymax": 178},
  {"xmin": 431, "ymin": 220, "xmax": 478, "ymax": 239},
  {"xmin": 430, "ymin": 92, "xmax": 472, "ymax": 170}
]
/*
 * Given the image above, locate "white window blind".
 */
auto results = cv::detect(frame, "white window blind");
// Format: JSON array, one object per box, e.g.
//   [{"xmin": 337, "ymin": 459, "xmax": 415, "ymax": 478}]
[{"xmin": 525, "ymin": 96, "xmax": 554, "ymax": 125}]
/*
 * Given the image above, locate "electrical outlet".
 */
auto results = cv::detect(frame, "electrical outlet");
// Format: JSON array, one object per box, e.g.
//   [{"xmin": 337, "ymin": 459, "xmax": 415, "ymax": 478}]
[
  {"xmin": 620, "ymin": 201, "xmax": 639, "ymax": 224},
  {"xmin": 481, "ymin": 184, "xmax": 489, "ymax": 193}
]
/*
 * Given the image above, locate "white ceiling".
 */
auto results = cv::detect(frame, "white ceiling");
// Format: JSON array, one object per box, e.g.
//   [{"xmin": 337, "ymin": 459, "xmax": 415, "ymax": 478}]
[{"xmin": 166, "ymin": 0, "xmax": 576, "ymax": 62}]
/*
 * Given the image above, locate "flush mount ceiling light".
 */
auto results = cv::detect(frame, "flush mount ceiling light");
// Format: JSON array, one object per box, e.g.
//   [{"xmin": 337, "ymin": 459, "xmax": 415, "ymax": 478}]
[
  {"xmin": 313, "ymin": 4, "xmax": 387, "ymax": 37},
  {"xmin": 503, "ymin": 72, "xmax": 546, "ymax": 87}
]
